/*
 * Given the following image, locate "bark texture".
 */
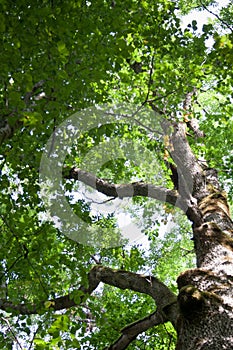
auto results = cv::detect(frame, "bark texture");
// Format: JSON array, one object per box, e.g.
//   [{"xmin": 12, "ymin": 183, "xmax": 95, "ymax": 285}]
[{"xmin": 166, "ymin": 121, "xmax": 233, "ymax": 350}]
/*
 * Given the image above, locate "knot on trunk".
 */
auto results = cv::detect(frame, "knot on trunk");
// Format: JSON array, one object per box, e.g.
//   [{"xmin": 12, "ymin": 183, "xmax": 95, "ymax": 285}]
[{"xmin": 178, "ymin": 285, "xmax": 205, "ymax": 320}]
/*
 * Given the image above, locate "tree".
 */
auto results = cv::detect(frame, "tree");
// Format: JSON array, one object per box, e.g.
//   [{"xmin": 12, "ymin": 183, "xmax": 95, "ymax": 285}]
[{"xmin": 0, "ymin": 0, "xmax": 233, "ymax": 349}]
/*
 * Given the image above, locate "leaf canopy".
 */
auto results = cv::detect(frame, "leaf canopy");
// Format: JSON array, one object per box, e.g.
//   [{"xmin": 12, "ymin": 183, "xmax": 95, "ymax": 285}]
[{"xmin": 0, "ymin": 0, "xmax": 233, "ymax": 348}]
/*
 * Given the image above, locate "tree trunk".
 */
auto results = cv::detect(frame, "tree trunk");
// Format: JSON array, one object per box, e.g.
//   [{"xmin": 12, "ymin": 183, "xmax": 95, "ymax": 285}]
[
  {"xmin": 170, "ymin": 123, "xmax": 233, "ymax": 349},
  {"xmin": 176, "ymin": 218, "xmax": 233, "ymax": 349}
]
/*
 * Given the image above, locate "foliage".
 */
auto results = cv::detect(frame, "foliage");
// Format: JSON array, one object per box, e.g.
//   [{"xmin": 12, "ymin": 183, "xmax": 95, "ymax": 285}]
[{"xmin": 0, "ymin": 0, "xmax": 233, "ymax": 348}]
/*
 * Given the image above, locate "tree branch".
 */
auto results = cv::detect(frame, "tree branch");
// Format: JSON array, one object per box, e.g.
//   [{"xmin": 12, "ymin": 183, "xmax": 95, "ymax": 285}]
[
  {"xmin": 65, "ymin": 166, "xmax": 202, "ymax": 225},
  {"xmin": 0, "ymin": 266, "xmax": 177, "ymax": 323},
  {"xmin": 90, "ymin": 266, "xmax": 177, "ymax": 311},
  {"xmin": 66, "ymin": 167, "xmax": 182, "ymax": 207},
  {"xmin": 105, "ymin": 310, "xmax": 167, "ymax": 350},
  {"xmin": 159, "ymin": 118, "xmax": 204, "ymax": 197}
]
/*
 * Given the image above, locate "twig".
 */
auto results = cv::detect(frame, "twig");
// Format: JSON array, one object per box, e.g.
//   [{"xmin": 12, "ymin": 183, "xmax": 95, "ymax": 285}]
[
  {"xmin": 1, "ymin": 317, "xmax": 23, "ymax": 349},
  {"xmin": 199, "ymin": 1, "xmax": 233, "ymax": 33}
]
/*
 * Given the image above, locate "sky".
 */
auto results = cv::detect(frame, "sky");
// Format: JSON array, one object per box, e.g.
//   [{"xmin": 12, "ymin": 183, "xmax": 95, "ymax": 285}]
[{"xmin": 181, "ymin": 0, "xmax": 230, "ymax": 32}]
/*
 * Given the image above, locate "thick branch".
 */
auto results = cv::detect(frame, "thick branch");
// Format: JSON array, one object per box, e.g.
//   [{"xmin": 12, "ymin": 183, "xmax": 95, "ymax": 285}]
[
  {"xmin": 91, "ymin": 266, "xmax": 177, "ymax": 311},
  {"xmin": 0, "ymin": 266, "xmax": 178, "ymax": 349},
  {"xmin": 187, "ymin": 118, "xmax": 205, "ymax": 138},
  {"xmin": 66, "ymin": 167, "xmax": 182, "ymax": 207},
  {"xmin": 149, "ymin": 104, "xmax": 204, "ymax": 199},
  {"xmin": 66, "ymin": 167, "xmax": 202, "ymax": 226},
  {"xmin": 0, "ymin": 266, "xmax": 177, "ymax": 323},
  {"xmin": 105, "ymin": 310, "xmax": 167, "ymax": 350}
]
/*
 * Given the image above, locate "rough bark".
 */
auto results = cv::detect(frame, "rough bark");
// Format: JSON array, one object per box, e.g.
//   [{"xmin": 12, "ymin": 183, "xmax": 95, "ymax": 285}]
[{"xmin": 164, "ymin": 119, "xmax": 233, "ymax": 350}]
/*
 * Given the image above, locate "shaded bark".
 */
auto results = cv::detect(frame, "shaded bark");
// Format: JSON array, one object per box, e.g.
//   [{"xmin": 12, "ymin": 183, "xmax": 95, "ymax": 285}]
[{"xmin": 163, "ymin": 119, "xmax": 233, "ymax": 350}]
